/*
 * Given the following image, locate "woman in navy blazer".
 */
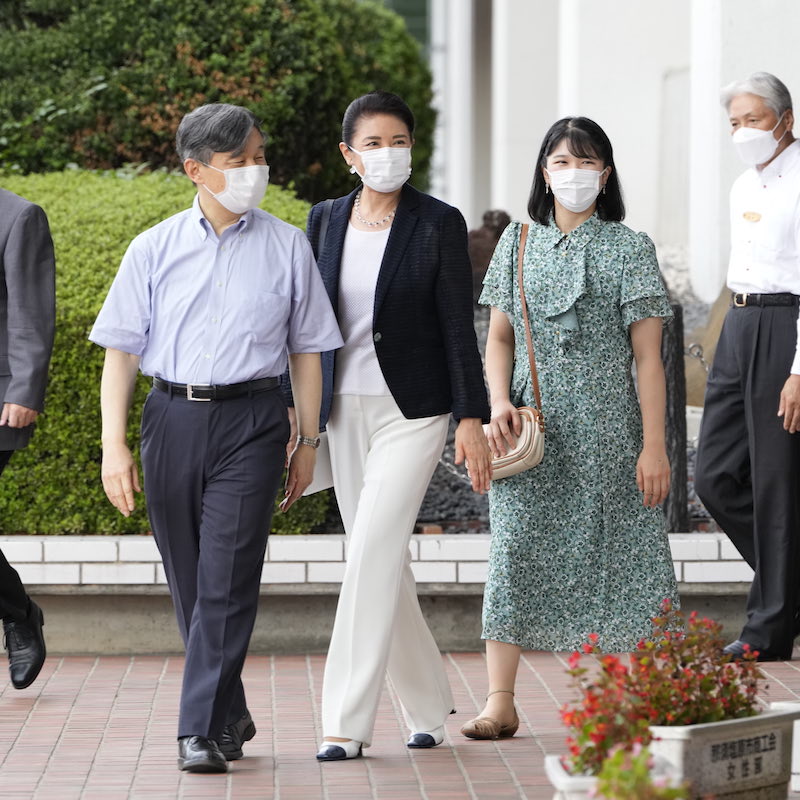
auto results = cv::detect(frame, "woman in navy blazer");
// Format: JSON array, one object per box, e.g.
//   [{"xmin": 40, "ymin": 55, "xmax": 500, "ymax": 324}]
[{"xmin": 298, "ymin": 92, "xmax": 491, "ymax": 761}]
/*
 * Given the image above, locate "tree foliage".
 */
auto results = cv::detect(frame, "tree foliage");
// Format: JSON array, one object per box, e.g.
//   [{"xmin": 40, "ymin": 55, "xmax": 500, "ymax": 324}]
[{"xmin": 0, "ymin": 0, "xmax": 434, "ymax": 203}]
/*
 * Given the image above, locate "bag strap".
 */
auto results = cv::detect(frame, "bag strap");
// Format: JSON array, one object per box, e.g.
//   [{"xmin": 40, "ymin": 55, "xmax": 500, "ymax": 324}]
[
  {"xmin": 316, "ymin": 198, "xmax": 335, "ymax": 258},
  {"xmin": 516, "ymin": 224, "xmax": 542, "ymax": 412}
]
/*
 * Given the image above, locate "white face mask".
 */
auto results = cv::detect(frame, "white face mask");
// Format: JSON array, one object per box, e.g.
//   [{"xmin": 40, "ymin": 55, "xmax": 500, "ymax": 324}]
[
  {"xmin": 348, "ymin": 146, "xmax": 411, "ymax": 193},
  {"xmin": 732, "ymin": 113, "xmax": 788, "ymax": 167},
  {"xmin": 201, "ymin": 163, "xmax": 270, "ymax": 214},
  {"xmin": 545, "ymin": 167, "xmax": 604, "ymax": 213}
]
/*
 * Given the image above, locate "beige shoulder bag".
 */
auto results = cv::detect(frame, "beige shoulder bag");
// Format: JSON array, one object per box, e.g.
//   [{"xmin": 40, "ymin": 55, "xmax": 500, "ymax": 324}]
[{"xmin": 485, "ymin": 223, "xmax": 545, "ymax": 480}]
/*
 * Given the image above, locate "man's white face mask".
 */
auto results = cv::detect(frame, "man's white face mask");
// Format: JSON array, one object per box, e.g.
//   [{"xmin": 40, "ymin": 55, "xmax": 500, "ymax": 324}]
[
  {"xmin": 732, "ymin": 112, "xmax": 788, "ymax": 167},
  {"xmin": 201, "ymin": 163, "xmax": 270, "ymax": 214}
]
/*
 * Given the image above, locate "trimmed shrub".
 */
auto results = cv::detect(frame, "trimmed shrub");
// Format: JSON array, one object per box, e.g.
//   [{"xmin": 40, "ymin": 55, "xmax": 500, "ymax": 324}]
[
  {"xmin": 0, "ymin": 0, "xmax": 434, "ymax": 203},
  {"xmin": 0, "ymin": 168, "xmax": 328, "ymax": 534}
]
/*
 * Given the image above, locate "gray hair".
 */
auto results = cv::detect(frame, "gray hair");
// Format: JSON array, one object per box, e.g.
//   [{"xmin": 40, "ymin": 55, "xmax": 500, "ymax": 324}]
[
  {"xmin": 720, "ymin": 71, "xmax": 793, "ymax": 117},
  {"xmin": 176, "ymin": 104, "xmax": 264, "ymax": 163}
]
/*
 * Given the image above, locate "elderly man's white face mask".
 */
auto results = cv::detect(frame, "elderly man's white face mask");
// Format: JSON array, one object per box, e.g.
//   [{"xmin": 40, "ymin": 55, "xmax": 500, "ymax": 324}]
[{"xmin": 732, "ymin": 111, "xmax": 788, "ymax": 167}]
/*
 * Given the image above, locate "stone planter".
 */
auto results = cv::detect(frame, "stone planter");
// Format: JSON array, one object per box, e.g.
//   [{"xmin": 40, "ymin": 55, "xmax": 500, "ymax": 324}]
[
  {"xmin": 543, "ymin": 755, "xmax": 596, "ymax": 800},
  {"xmin": 649, "ymin": 705, "xmax": 800, "ymax": 799}
]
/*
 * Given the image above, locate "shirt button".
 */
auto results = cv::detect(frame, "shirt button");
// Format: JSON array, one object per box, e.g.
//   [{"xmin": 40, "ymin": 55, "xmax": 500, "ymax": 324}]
[
  {"xmin": 204, "ymin": 353, "xmax": 211, "ymax": 359},
  {"xmin": 373, "ymin": 332, "xmax": 382, "ymax": 342},
  {"xmin": 211, "ymin": 316, "xmax": 218, "ymax": 323},
  {"xmin": 221, "ymin": 245, "xmax": 226, "ymax": 251},
  {"xmin": 216, "ymin": 281, "xmax": 223, "ymax": 288}
]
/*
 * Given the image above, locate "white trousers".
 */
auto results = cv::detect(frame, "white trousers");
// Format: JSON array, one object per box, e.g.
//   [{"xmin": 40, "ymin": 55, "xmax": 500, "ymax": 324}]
[{"xmin": 322, "ymin": 394, "xmax": 454, "ymax": 746}]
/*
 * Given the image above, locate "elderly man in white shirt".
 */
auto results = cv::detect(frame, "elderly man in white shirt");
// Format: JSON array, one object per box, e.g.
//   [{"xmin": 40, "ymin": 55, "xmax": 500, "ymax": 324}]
[{"xmin": 696, "ymin": 72, "xmax": 800, "ymax": 662}]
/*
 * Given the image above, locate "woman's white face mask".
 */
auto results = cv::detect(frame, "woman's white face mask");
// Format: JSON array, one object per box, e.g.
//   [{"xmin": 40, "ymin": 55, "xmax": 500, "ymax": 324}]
[
  {"xmin": 348, "ymin": 146, "xmax": 412, "ymax": 193},
  {"xmin": 545, "ymin": 167, "xmax": 605, "ymax": 213}
]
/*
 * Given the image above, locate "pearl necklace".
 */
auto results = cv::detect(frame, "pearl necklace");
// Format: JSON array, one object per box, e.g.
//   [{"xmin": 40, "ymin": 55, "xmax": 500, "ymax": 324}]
[{"xmin": 353, "ymin": 190, "xmax": 396, "ymax": 228}]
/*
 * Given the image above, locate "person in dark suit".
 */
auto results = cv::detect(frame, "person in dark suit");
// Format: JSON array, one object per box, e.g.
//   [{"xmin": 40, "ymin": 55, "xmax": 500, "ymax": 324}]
[
  {"xmin": 0, "ymin": 188, "xmax": 56, "ymax": 689},
  {"xmin": 295, "ymin": 91, "xmax": 492, "ymax": 761}
]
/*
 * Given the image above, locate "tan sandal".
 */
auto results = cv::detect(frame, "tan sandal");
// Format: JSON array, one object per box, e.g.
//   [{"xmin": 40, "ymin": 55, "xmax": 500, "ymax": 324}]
[{"xmin": 460, "ymin": 690, "xmax": 520, "ymax": 740}]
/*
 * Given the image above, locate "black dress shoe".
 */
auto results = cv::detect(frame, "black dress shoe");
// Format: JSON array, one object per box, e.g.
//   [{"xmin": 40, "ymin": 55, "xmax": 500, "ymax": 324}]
[
  {"xmin": 177, "ymin": 736, "xmax": 228, "ymax": 773},
  {"xmin": 219, "ymin": 710, "xmax": 256, "ymax": 760},
  {"xmin": 3, "ymin": 600, "xmax": 46, "ymax": 689},
  {"xmin": 723, "ymin": 639, "xmax": 789, "ymax": 662}
]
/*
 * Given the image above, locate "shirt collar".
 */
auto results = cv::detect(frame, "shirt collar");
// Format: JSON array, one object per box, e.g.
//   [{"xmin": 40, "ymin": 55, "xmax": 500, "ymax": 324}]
[
  {"xmin": 541, "ymin": 212, "xmax": 603, "ymax": 252},
  {"xmin": 190, "ymin": 193, "xmax": 251, "ymax": 241},
  {"xmin": 758, "ymin": 139, "xmax": 800, "ymax": 180}
]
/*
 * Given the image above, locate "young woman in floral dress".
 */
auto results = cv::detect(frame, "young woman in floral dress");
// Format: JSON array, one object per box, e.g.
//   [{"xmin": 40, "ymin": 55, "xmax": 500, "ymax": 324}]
[{"xmin": 463, "ymin": 116, "xmax": 678, "ymax": 739}]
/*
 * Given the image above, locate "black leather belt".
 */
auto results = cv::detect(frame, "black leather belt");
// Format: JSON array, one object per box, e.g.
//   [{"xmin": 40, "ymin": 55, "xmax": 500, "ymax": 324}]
[
  {"xmin": 153, "ymin": 376, "xmax": 279, "ymax": 401},
  {"xmin": 732, "ymin": 292, "xmax": 800, "ymax": 307}
]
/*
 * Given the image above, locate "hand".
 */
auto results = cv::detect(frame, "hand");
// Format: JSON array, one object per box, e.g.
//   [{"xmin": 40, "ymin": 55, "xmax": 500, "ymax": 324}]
[
  {"xmin": 455, "ymin": 418, "xmax": 492, "ymax": 494},
  {"xmin": 280, "ymin": 443, "xmax": 316, "ymax": 512},
  {"xmin": 636, "ymin": 445, "xmax": 670, "ymax": 508},
  {"xmin": 486, "ymin": 400, "xmax": 522, "ymax": 458},
  {"xmin": 101, "ymin": 441, "xmax": 142, "ymax": 517},
  {"xmin": 778, "ymin": 374, "xmax": 800, "ymax": 433},
  {"xmin": 286, "ymin": 407, "xmax": 298, "ymax": 464},
  {"xmin": 0, "ymin": 403, "xmax": 39, "ymax": 428}
]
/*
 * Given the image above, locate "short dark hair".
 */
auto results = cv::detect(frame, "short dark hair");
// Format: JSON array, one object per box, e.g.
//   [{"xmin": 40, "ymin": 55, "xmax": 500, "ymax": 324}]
[
  {"xmin": 527, "ymin": 116, "xmax": 625, "ymax": 225},
  {"xmin": 176, "ymin": 103, "xmax": 264, "ymax": 163},
  {"xmin": 341, "ymin": 91, "xmax": 415, "ymax": 146}
]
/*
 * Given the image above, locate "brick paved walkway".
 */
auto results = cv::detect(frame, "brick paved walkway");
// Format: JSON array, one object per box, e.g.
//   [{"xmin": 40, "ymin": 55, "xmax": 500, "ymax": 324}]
[{"xmin": 2, "ymin": 652, "xmax": 800, "ymax": 799}]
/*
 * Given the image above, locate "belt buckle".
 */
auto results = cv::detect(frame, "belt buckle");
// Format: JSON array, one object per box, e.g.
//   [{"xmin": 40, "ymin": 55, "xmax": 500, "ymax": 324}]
[
  {"xmin": 733, "ymin": 292, "xmax": 748, "ymax": 307},
  {"xmin": 186, "ymin": 383, "xmax": 212, "ymax": 401}
]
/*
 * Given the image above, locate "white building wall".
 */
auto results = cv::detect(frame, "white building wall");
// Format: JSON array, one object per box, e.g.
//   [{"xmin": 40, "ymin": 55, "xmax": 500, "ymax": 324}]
[
  {"xmin": 568, "ymin": 1, "xmax": 691, "ymax": 239},
  {"xmin": 430, "ymin": 0, "xmax": 800, "ymax": 290}
]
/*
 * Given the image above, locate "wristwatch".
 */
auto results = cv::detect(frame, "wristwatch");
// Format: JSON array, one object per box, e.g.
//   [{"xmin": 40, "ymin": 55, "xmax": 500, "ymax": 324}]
[{"xmin": 297, "ymin": 435, "xmax": 321, "ymax": 449}]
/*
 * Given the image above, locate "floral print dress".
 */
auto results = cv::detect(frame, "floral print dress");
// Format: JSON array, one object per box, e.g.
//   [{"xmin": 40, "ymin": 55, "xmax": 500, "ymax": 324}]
[{"xmin": 478, "ymin": 215, "xmax": 678, "ymax": 652}]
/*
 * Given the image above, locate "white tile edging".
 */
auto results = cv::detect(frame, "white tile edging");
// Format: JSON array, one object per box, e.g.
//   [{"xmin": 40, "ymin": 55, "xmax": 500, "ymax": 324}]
[{"xmin": 0, "ymin": 532, "xmax": 751, "ymax": 590}]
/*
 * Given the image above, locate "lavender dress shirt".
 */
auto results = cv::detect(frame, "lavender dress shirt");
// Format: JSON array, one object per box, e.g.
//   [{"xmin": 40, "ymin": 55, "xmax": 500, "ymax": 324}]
[{"xmin": 90, "ymin": 195, "xmax": 343, "ymax": 384}]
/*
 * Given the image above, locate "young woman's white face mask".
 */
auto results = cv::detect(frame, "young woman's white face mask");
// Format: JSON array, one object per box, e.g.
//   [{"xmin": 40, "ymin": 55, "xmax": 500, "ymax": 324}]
[{"xmin": 545, "ymin": 167, "xmax": 605, "ymax": 213}]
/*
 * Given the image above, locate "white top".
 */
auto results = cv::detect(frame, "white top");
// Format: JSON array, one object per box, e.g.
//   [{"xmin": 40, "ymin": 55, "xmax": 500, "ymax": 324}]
[
  {"xmin": 728, "ymin": 139, "xmax": 800, "ymax": 374},
  {"xmin": 334, "ymin": 223, "xmax": 392, "ymax": 395}
]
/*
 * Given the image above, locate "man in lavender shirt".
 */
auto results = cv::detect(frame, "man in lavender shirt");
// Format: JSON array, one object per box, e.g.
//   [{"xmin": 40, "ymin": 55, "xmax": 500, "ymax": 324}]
[{"xmin": 90, "ymin": 104, "xmax": 342, "ymax": 773}]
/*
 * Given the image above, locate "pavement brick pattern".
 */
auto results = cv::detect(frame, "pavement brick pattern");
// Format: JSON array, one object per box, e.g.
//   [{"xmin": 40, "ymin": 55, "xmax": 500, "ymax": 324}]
[{"xmin": 2, "ymin": 652, "xmax": 800, "ymax": 799}]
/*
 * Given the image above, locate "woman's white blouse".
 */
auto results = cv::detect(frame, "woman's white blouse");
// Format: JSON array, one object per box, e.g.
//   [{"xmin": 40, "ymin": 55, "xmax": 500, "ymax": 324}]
[{"xmin": 334, "ymin": 223, "xmax": 392, "ymax": 395}]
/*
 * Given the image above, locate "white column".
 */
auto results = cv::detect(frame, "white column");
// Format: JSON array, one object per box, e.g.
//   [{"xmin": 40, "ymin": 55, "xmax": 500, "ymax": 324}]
[
  {"xmin": 688, "ymin": 0, "xmax": 724, "ymax": 302},
  {"xmin": 490, "ymin": 0, "xmax": 558, "ymax": 221},
  {"xmin": 429, "ymin": 0, "xmax": 448, "ymax": 204},
  {"xmin": 557, "ymin": 0, "xmax": 580, "ymax": 117},
  {"xmin": 429, "ymin": 0, "xmax": 475, "ymax": 225}
]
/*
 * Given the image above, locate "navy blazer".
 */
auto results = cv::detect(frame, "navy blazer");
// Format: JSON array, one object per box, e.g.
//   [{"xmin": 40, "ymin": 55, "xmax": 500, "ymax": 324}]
[{"xmin": 302, "ymin": 184, "xmax": 489, "ymax": 429}]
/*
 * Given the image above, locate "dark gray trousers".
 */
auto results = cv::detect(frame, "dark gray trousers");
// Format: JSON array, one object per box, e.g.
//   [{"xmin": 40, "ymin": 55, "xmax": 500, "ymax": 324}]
[
  {"xmin": 141, "ymin": 386, "xmax": 288, "ymax": 740},
  {"xmin": 695, "ymin": 304, "xmax": 800, "ymax": 657},
  {"xmin": 0, "ymin": 450, "xmax": 30, "ymax": 623}
]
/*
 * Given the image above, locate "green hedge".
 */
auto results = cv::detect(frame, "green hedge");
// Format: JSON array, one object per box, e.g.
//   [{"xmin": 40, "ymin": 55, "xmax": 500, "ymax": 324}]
[
  {"xmin": 0, "ymin": 0, "xmax": 434, "ymax": 204},
  {"xmin": 0, "ymin": 169, "xmax": 328, "ymax": 534}
]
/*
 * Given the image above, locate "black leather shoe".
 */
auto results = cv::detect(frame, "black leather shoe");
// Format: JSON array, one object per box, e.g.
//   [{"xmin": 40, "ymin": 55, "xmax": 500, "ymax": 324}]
[
  {"xmin": 723, "ymin": 639, "xmax": 789, "ymax": 662},
  {"xmin": 219, "ymin": 710, "xmax": 256, "ymax": 760},
  {"xmin": 3, "ymin": 600, "xmax": 46, "ymax": 689},
  {"xmin": 177, "ymin": 736, "xmax": 228, "ymax": 773}
]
